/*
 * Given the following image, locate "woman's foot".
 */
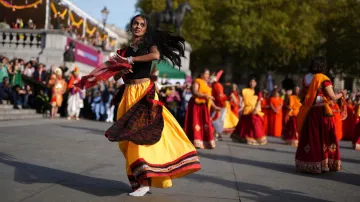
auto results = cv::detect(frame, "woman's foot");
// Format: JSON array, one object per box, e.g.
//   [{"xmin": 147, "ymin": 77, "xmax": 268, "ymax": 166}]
[{"xmin": 129, "ymin": 185, "xmax": 150, "ymax": 197}]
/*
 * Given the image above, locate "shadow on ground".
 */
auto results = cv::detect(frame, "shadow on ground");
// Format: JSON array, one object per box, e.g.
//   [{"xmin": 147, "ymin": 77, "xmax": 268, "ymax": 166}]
[
  {"xmin": 186, "ymin": 173, "xmax": 328, "ymax": 202},
  {"xmin": 197, "ymin": 151, "xmax": 360, "ymax": 187},
  {"xmin": 227, "ymin": 143, "xmax": 360, "ymax": 165},
  {"xmin": 0, "ymin": 152, "xmax": 130, "ymax": 196},
  {"xmin": 57, "ymin": 125, "xmax": 106, "ymax": 136}
]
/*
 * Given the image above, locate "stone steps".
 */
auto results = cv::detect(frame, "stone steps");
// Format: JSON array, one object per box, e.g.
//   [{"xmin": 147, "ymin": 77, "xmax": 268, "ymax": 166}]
[{"xmin": 0, "ymin": 104, "xmax": 45, "ymax": 120}]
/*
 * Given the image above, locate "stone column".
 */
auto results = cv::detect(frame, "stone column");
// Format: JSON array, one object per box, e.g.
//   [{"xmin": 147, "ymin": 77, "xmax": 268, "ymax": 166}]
[
  {"xmin": 83, "ymin": 18, "xmax": 87, "ymax": 37},
  {"xmin": 45, "ymin": 0, "xmax": 50, "ymax": 30},
  {"xmin": 179, "ymin": 42, "xmax": 192, "ymax": 76}
]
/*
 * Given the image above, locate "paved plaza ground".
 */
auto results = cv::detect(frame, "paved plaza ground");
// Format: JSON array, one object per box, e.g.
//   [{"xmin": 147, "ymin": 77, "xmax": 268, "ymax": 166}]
[{"xmin": 0, "ymin": 119, "xmax": 359, "ymax": 202}]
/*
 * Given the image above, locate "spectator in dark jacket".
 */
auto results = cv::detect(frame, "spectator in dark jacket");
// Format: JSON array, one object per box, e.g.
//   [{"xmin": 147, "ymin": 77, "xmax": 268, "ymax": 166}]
[
  {"xmin": 0, "ymin": 77, "xmax": 12, "ymax": 104},
  {"xmin": 33, "ymin": 63, "xmax": 47, "ymax": 84}
]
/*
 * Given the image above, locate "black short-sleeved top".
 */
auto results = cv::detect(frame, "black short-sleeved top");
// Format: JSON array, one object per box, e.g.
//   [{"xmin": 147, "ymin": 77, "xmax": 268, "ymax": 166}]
[{"xmin": 124, "ymin": 44, "xmax": 155, "ymax": 80}]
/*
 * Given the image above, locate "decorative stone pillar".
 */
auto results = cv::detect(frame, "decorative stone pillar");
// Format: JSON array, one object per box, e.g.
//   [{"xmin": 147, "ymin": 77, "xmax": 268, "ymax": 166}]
[{"xmin": 179, "ymin": 42, "xmax": 192, "ymax": 76}]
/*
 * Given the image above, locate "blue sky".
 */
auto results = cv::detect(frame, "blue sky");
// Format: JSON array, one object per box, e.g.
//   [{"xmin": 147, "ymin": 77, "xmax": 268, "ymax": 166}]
[{"xmin": 70, "ymin": 0, "xmax": 138, "ymax": 29}]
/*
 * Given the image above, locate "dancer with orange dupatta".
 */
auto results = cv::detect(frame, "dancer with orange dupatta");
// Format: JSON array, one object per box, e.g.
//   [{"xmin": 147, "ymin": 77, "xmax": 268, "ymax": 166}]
[
  {"xmin": 185, "ymin": 69, "xmax": 221, "ymax": 149},
  {"xmin": 296, "ymin": 57, "xmax": 346, "ymax": 174},
  {"xmin": 282, "ymin": 86, "xmax": 301, "ymax": 146},
  {"xmin": 269, "ymin": 90, "xmax": 283, "ymax": 137},
  {"xmin": 231, "ymin": 78, "xmax": 267, "ymax": 145},
  {"xmin": 261, "ymin": 90, "xmax": 270, "ymax": 136},
  {"xmin": 343, "ymin": 98, "xmax": 355, "ymax": 140},
  {"xmin": 353, "ymin": 98, "xmax": 360, "ymax": 150},
  {"xmin": 229, "ymin": 83, "xmax": 241, "ymax": 118},
  {"xmin": 331, "ymin": 101, "xmax": 343, "ymax": 141}
]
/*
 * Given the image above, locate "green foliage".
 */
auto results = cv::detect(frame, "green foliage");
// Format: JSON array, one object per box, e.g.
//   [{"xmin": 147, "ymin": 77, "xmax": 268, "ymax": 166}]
[{"xmin": 135, "ymin": 0, "xmax": 360, "ymax": 77}]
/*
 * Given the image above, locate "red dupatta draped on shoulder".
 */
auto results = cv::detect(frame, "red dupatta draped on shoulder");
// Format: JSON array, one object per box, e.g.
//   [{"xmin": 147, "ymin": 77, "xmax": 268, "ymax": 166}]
[{"xmin": 76, "ymin": 48, "xmax": 132, "ymax": 89}]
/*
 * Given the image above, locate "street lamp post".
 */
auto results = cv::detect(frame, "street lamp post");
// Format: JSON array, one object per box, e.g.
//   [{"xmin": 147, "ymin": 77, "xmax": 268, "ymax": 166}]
[{"xmin": 101, "ymin": 6, "xmax": 109, "ymax": 50}]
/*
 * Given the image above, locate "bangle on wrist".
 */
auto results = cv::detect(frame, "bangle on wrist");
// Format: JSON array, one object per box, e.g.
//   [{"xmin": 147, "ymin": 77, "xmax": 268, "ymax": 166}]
[{"xmin": 127, "ymin": 56, "xmax": 134, "ymax": 64}]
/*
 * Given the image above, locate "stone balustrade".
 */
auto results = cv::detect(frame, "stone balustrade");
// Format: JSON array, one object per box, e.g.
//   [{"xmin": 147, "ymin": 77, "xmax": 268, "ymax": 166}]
[
  {"xmin": 0, "ymin": 29, "xmax": 44, "ymax": 49},
  {"xmin": 0, "ymin": 29, "xmax": 100, "ymax": 75},
  {"xmin": 0, "ymin": 29, "xmax": 193, "ymax": 77}
]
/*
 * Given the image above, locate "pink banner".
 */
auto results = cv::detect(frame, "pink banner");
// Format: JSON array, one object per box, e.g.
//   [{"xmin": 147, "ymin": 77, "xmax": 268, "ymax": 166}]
[{"xmin": 67, "ymin": 38, "xmax": 102, "ymax": 68}]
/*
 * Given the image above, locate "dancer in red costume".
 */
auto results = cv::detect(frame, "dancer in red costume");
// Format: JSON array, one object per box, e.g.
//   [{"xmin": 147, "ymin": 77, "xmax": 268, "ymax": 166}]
[
  {"xmin": 231, "ymin": 78, "xmax": 267, "ymax": 145},
  {"xmin": 211, "ymin": 71, "xmax": 238, "ymax": 138},
  {"xmin": 342, "ymin": 98, "xmax": 355, "ymax": 140},
  {"xmin": 353, "ymin": 97, "xmax": 360, "ymax": 150},
  {"xmin": 296, "ymin": 57, "xmax": 346, "ymax": 173},
  {"xmin": 269, "ymin": 90, "xmax": 283, "ymax": 137},
  {"xmin": 185, "ymin": 69, "xmax": 221, "ymax": 149},
  {"xmin": 282, "ymin": 86, "xmax": 301, "ymax": 146},
  {"xmin": 229, "ymin": 83, "xmax": 241, "ymax": 118},
  {"xmin": 261, "ymin": 90, "xmax": 270, "ymax": 136}
]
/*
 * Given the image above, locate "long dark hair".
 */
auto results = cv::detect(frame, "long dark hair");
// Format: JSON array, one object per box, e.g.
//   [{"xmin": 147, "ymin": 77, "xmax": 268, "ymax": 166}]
[
  {"xmin": 129, "ymin": 14, "xmax": 185, "ymax": 68},
  {"xmin": 198, "ymin": 68, "xmax": 210, "ymax": 78},
  {"xmin": 309, "ymin": 56, "xmax": 328, "ymax": 74},
  {"xmin": 248, "ymin": 77, "xmax": 260, "ymax": 95}
]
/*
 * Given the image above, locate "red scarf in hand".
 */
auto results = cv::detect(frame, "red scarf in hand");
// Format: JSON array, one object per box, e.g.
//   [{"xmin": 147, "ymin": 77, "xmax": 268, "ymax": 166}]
[{"xmin": 76, "ymin": 48, "xmax": 132, "ymax": 89}]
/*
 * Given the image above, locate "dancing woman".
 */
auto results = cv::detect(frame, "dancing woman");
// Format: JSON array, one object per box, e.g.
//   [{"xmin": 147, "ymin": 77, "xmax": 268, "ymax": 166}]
[
  {"xmin": 282, "ymin": 86, "xmax": 301, "ymax": 146},
  {"xmin": 229, "ymin": 83, "xmax": 241, "ymax": 118},
  {"xmin": 353, "ymin": 97, "xmax": 360, "ymax": 150},
  {"xmin": 184, "ymin": 69, "xmax": 219, "ymax": 149},
  {"xmin": 231, "ymin": 78, "xmax": 267, "ymax": 145},
  {"xmin": 80, "ymin": 15, "xmax": 201, "ymax": 196},
  {"xmin": 296, "ymin": 57, "xmax": 346, "ymax": 173}
]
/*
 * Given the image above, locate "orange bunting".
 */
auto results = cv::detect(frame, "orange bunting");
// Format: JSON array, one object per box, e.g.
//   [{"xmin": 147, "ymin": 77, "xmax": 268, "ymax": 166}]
[
  {"xmin": 69, "ymin": 11, "xmax": 83, "ymax": 29},
  {"xmin": 50, "ymin": 2, "xmax": 68, "ymax": 19},
  {"xmin": 86, "ymin": 23, "xmax": 96, "ymax": 35},
  {"xmin": 0, "ymin": 0, "xmax": 42, "ymax": 10}
]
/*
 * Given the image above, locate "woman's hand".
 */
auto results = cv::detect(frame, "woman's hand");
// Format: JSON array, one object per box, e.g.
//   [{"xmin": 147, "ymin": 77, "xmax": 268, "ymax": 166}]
[
  {"xmin": 341, "ymin": 89, "xmax": 347, "ymax": 98},
  {"xmin": 120, "ymin": 68, "xmax": 133, "ymax": 74},
  {"xmin": 215, "ymin": 106, "xmax": 222, "ymax": 111},
  {"xmin": 113, "ymin": 53, "xmax": 128, "ymax": 64},
  {"xmin": 206, "ymin": 95, "xmax": 215, "ymax": 100}
]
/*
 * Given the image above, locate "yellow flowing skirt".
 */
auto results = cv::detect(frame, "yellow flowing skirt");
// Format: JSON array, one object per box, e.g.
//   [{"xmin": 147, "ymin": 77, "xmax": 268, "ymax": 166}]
[
  {"xmin": 223, "ymin": 101, "xmax": 239, "ymax": 133},
  {"xmin": 117, "ymin": 80, "xmax": 201, "ymax": 190}
]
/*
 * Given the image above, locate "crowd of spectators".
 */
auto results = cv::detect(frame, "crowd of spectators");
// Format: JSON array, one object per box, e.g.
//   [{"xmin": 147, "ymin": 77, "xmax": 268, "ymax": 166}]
[{"xmin": 0, "ymin": 54, "xmax": 195, "ymax": 125}]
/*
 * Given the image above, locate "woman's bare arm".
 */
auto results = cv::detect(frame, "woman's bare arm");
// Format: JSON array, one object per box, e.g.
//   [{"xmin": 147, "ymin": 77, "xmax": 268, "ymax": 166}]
[{"xmin": 324, "ymin": 86, "xmax": 344, "ymax": 101}]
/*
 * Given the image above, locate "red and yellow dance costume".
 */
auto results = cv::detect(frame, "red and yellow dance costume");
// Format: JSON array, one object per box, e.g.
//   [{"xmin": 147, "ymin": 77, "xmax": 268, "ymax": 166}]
[
  {"xmin": 79, "ymin": 47, "xmax": 201, "ymax": 191},
  {"xmin": 296, "ymin": 74, "xmax": 341, "ymax": 173},
  {"xmin": 353, "ymin": 104, "xmax": 360, "ymax": 150},
  {"xmin": 282, "ymin": 95, "xmax": 301, "ymax": 146},
  {"xmin": 230, "ymin": 90, "xmax": 241, "ymax": 118},
  {"xmin": 212, "ymin": 81, "xmax": 238, "ymax": 134},
  {"xmin": 231, "ymin": 88, "xmax": 267, "ymax": 145},
  {"xmin": 112, "ymin": 80, "xmax": 201, "ymax": 190},
  {"xmin": 184, "ymin": 78, "xmax": 215, "ymax": 149}
]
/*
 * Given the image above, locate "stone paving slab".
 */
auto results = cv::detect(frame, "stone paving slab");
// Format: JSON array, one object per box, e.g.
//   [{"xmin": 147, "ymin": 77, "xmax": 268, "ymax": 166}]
[{"xmin": 0, "ymin": 119, "xmax": 359, "ymax": 202}]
